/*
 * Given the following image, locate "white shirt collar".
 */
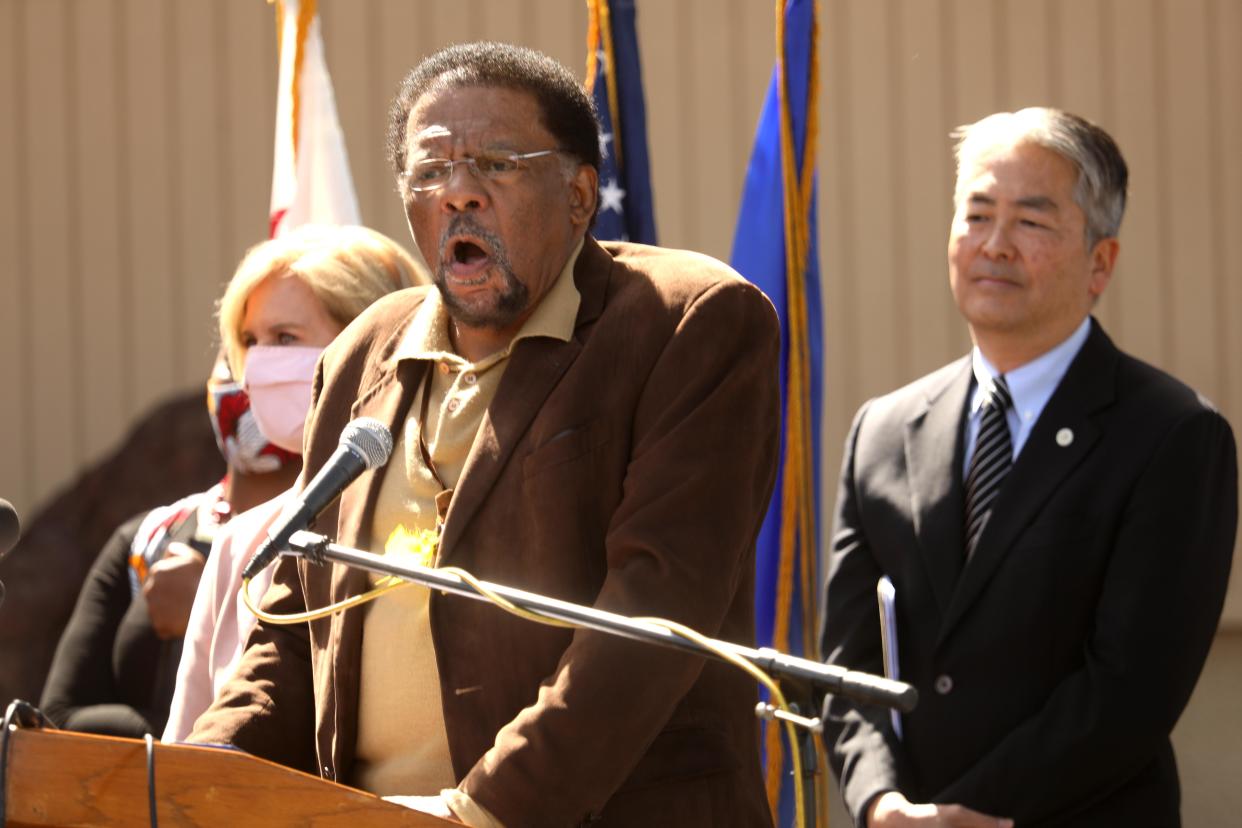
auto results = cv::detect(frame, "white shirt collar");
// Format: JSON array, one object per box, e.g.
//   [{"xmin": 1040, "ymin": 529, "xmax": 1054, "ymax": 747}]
[{"xmin": 970, "ymin": 316, "xmax": 1093, "ymax": 425}]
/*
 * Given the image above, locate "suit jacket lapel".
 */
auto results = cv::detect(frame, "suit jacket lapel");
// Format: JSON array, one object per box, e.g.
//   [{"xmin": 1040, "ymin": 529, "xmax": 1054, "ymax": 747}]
[
  {"xmin": 320, "ymin": 323, "xmax": 424, "ymax": 775},
  {"xmin": 904, "ymin": 358, "xmax": 973, "ymax": 614},
  {"xmin": 341, "ymin": 348, "xmax": 425, "ymax": 553},
  {"xmin": 438, "ymin": 238, "xmax": 611, "ymax": 561},
  {"xmin": 939, "ymin": 320, "xmax": 1118, "ymax": 644}
]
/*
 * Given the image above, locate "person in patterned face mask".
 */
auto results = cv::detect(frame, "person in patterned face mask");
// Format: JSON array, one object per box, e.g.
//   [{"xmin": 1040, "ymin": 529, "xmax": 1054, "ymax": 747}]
[
  {"xmin": 42, "ymin": 226, "xmax": 424, "ymax": 741},
  {"xmin": 39, "ymin": 353, "xmax": 301, "ymax": 739},
  {"xmin": 162, "ymin": 225, "xmax": 426, "ymax": 742}
]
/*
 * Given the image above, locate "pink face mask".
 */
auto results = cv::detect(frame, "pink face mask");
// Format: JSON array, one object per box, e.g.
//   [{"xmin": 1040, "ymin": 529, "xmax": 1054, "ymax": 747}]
[
  {"xmin": 243, "ymin": 345, "xmax": 324, "ymax": 454},
  {"xmin": 207, "ymin": 375, "xmax": 298, "ymax": 475}
]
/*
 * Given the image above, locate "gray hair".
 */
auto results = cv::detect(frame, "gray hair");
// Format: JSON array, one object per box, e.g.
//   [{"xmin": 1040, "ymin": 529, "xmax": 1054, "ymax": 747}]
[
  {"xmin": 386, "ymin": 42, "xmax": 602, "ymax": 223},
  {"xmin": 952, "ymin": 107, "xmax": 1129, "ymax": 249}
]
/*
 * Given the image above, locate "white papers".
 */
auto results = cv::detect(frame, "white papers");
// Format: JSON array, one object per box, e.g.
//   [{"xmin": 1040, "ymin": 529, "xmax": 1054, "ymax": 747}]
[{"xmin": 876, "ymin": 575, "xmax": 902, "ymax": 739}]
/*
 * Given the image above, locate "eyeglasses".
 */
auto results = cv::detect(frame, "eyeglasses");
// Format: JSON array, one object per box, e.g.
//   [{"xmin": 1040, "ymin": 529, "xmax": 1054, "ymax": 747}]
[{"xmin": 400, "ymin": 149, "xmax": 563, "ymax": 193}]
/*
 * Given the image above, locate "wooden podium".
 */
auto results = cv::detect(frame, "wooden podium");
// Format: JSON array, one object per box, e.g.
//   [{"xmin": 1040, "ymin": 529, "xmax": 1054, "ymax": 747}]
[{"xmin": 2, "ymin": 728, "xmax": 455, "ymax": 826}]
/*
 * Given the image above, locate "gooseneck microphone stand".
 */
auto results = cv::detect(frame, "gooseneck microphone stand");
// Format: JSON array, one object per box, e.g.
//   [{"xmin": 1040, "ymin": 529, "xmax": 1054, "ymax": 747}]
[
  {"xmin": 286, "ymin": 528, "xmax": 915, "ymax": 723},
  {"xmin": 283, "ymin": 531, "xmax": 917, "ymax": 828}
]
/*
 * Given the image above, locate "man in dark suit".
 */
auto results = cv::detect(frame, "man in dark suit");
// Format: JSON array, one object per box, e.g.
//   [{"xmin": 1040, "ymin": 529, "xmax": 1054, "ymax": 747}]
[
  {"xmin": 821, "ymin": 108, "xmax": 1237, "ymax": 827},
  {"xmin": 188, "ymin": 43, "xmax": 779, "ymax": 827}
]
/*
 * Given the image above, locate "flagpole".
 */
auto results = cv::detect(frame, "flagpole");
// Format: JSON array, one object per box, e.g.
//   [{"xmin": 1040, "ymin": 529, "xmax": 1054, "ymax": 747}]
[{"xmin": 268, "ymin": 0, "xmax": 360, "ymax": 238}]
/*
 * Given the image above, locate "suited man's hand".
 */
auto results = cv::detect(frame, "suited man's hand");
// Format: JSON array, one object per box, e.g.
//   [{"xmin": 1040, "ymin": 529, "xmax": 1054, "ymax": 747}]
[{"xmin": 868, "ymin": 791, "xmax": 1013, "ymax": 828}]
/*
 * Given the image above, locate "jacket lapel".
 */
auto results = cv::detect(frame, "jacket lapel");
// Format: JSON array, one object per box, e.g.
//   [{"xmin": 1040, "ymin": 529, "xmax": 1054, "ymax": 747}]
[
  {"xmin": 438, "ymin": 338, "xmax": 581, "ymax": 563},
  {"xmin": 938, "ymin": 321, "xmax": 1118, "ymax": 644},
  {"xmin": 904, "ymin": 358, "xmax": 972, "ymax": 614},
  {"xmin": 322, "ymin": 317, "xmax": 424, "ymax": 777},
  {"xmin": 438, "ymin": 238, "xmax": 611, "ymax": 561},
  {"xmin": 341, "ymin": 356, "xmax": 424, "ymax": 552}
]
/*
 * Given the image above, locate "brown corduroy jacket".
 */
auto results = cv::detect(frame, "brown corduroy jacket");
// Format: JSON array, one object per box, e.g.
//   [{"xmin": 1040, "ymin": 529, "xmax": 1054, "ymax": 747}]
[{"xmin": 190, "ymin": 238, "xmax": 781, "ymax": 827}]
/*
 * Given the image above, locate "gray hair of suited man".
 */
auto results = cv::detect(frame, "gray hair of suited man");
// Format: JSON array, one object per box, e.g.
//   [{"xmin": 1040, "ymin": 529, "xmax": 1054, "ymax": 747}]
[{"xmin": 951, "ymin": 107, "xmax": 1130, "ymax": 251}]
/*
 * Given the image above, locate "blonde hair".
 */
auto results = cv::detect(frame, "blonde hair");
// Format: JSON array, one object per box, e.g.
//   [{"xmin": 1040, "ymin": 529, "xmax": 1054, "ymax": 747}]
[{"xmin": 218, "ymin": 225, "xmax": 427, "ymax": 378}]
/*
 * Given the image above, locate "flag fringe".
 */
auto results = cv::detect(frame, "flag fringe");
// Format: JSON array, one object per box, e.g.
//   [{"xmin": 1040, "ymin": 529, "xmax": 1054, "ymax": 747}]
[
  {"xmin": 585, "ymin": 0, "xmax": 624, "ymax": 168},
  {"xmin": 291, "ymin": 0, "xmax": 316, "ymax": 164},
  {"xmin": 764, "ymin": 0, "xmax": 825, "ymax": 822}
]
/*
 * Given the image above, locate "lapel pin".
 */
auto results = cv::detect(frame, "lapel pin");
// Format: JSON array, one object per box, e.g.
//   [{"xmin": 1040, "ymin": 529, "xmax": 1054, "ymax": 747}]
[{"xmin": 1056, "ymin": 428, "xmax": 1074, "ymax": 447}]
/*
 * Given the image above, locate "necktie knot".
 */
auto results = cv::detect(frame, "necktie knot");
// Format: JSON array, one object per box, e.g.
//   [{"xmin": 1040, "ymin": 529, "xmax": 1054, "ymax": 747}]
[{"xmin": 984, "ymin": 374, "xmax": 1013, "ymax": 413}]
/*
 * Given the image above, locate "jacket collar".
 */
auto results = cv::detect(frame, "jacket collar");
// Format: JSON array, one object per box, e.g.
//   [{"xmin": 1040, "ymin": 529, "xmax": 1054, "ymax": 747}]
[
  {"xmin": 335, "ymin": 237, "xmax": 612, "ymax": 561},
  {"xmin": 438, "ymin": 237, "xmax": 612, "ymax": 559}
]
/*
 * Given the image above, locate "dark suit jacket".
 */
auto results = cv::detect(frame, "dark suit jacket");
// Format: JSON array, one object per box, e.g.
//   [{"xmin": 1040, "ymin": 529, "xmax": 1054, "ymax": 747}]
[
  {"xmin": 190, "ymin": 238, "xmax": 780, "ymax": 827},
  {"xmin": 821, "ymin": 320, "xmax": 1237, "ymax": 827}
]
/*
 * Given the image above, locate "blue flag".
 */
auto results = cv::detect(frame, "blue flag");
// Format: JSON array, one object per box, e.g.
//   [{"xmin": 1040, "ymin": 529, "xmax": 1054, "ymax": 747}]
[
  {"xmin": 729, "ymin": 0, "xmax": 823, "ymax": 823},
  {"xmin": 586, "ymin": 0, "xmax": 657, "ymax": 244}
]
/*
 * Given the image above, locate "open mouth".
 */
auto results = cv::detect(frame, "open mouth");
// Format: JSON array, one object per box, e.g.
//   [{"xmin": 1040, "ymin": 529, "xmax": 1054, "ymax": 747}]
[
  {"xmin": 454, "ymin": 239, "xmax": 487, "ymax": 265},
  {"xmin": 444, "ymin": 236, "xmax": 493, "ymax": 284}
]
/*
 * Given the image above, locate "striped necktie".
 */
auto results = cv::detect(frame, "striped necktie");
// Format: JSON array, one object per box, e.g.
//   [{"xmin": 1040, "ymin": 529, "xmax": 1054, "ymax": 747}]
[{"xmin": 965, "ymin": 374, "xmax": 1014, "ymax": 558}]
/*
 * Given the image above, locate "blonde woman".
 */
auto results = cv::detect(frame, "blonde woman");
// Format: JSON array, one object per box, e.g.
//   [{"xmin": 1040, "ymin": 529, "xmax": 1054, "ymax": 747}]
[{"xmin": 163, "ymin": 226, "xmax": 424, "ymax": 742}]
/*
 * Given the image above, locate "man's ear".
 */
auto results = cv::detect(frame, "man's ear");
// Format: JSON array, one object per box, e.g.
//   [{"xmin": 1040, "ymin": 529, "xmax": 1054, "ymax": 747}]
[
  {"xmin": 567, "ymin": 163, "xmax": 598, "ymax": 228},
  {"xmin": 1088, "ymin": 237, "xmax": 1120, "ymax": 299}
]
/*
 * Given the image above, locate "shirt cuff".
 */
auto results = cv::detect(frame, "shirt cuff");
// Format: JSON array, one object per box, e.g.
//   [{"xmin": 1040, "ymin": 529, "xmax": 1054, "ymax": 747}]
[
  {"xmin": 861, "ymin": 788, "xmax": 897, "ymax": 828},
  {"xmin": 441, "ymin": 788, "xmax": 505, "ymax": 828}
]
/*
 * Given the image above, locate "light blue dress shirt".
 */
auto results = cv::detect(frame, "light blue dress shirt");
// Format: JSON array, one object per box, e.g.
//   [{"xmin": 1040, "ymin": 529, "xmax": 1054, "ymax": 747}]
[{"xmin": 963, "ymin": 316, "xmax": 1092, "ymax": 475}]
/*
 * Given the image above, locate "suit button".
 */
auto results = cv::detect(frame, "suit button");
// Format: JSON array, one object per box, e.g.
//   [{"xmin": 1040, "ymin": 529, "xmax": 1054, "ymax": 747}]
[{"xmin": 934, "ymin": 674, "xmax": 953, "ymax": 695}]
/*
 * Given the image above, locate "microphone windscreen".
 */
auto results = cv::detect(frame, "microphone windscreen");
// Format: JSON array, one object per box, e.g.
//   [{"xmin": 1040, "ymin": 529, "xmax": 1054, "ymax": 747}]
[
  {"xmin": 340, "ymin": 417, "xmax": 393, "ymax": 470},
  {"xmin": 0, "ymin": 499, "xmax": 21, "ymax": 559}
]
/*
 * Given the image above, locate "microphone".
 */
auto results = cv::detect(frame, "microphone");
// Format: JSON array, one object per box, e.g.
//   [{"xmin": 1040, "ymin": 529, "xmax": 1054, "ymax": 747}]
[
  {"xmin": 241, "ymin": 418, "xmax": 393, "ymax": 581},
  {"xmin": 0, "ymin": 499, "xmax": 19, "ymax": 560},
  {"xmin": 0, "ymin": 498, "xmax": 19, "ymax": 610}
]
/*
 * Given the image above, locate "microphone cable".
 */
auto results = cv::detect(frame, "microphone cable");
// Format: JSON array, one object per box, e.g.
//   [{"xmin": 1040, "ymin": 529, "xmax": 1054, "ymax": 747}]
[
  {"xmin": 0, "ymin": 700, "xmax": 52, "ymax": 826},
  {"xmin": 239, "ymin": 526, "xmax": 440, "ymax": 626},
  {"xmin": 240, "ymin": 572, "xmax": 409, "ymax": 625},
  {"xmin": 0, "ymin": 701, "xmax": 162, "ymax": 828},
  {"xmin": 145, "ymin": 732, "xmax": 159, "ymax": 828}
]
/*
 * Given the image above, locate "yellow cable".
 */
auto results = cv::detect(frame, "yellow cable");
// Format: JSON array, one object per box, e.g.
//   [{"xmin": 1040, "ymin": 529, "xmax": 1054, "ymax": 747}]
[
  {"xmin": 444, "ymin": 564, "xmax": 813, "ymax": 826},
  {"xmin": 436, "ymin": 566, "xmax": 577, "ymax": 630},
  {"xmin": 637, "ymin": 617, "xmax": 807, "ymax": 828},
  {"xmin": 241, "ymin": 573, "xmax": 409, "ymax": 625}
]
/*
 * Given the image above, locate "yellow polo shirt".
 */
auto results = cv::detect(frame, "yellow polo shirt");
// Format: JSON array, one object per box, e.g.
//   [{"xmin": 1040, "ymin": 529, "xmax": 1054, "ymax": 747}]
[{"xmin": 350, "ymin": 240, "xmax": 582, "ymax": 823}]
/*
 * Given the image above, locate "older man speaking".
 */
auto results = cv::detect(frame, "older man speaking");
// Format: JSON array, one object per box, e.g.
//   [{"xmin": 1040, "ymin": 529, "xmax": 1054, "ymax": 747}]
[{"xmin": 189, "ymin": 42, "xmax": 780, "ymax": 828}]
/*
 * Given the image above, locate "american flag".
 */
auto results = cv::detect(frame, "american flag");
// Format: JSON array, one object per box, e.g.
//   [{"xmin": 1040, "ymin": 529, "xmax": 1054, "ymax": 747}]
[{"xmin": 585, "ymin": 0, "xmax": 657, "ymax": 244}]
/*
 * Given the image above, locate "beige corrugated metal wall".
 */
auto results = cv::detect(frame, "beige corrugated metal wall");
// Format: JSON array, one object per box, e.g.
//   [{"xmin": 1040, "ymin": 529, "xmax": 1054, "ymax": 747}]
[
  {"xmin": 5, "ymin": 0, "xmax": 1237, "ymax": 620},
  {"xmin": 1, "ymin": 0, "xmax": 1239, "ymax": 821}
]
